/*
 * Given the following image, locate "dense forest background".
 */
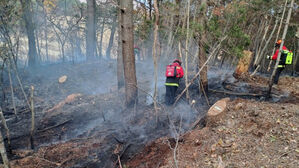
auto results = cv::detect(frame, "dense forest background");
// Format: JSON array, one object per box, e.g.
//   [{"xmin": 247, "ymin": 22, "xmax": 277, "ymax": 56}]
[{"xmin": 0, "ymin": 0, "xmax": 298, "ymax": 69}]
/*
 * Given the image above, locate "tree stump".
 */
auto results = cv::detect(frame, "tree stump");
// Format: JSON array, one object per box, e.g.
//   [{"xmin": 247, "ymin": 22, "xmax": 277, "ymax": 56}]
[{"xmin": 206, "ymin": 98, "xmax": 230, "ymax": 127}]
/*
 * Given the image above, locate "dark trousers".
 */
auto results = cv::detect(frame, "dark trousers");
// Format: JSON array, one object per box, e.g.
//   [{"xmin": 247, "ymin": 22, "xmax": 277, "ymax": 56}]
[
  {"xmin": 274, "ymin": 67, "xmax": 284, "ymax": 84},
  {"xmin": 165, "ymin": 86, "xmax": 178, "ymax": 105}
]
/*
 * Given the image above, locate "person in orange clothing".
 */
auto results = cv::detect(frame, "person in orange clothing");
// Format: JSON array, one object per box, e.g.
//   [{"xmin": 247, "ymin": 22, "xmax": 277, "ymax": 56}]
[
  {"xmin": 267, "ymin": 40, "xmax": 292, "ymax": 84},
  {"xmin": 165, "ymin": 59, "xmax": 184, "ymax": 105}
]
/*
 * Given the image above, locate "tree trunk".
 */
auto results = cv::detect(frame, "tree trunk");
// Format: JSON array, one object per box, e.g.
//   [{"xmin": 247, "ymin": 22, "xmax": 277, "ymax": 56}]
[
  {"xmin": 120, "ymin": 0, "xmax": 138, "ymax": 107},
  {"xmin": 198, "ymin": 0, "xmax": 208, "ymax": 95},
  {"xmin": 35, "ymin": 29, "xmax": 41, "ymax": 63},
  {"xmin": 106, "ymin": 12, "xmax": 117, "ymax": 59},
  {"xmin": 42, "ymin": 2, "xmax": 49, "ymax": 62},
  {"xmin": 148, "ymin": 0, "xmax": 152, "ymax": 20},
  {"xmin": 99, "ymin": 16, "xmax": 107, "ymax": 59},
  {"xmin": 199, "ymin": 39, "xmax": 208, "ymax": 94},
  {"xmin": 267, "ymin": 0, "xmax": 294, "ymax": 97},
  {"xmin": 153, "ymin": 0, "xmax": 159, "ymax": 118},
  {"xmin": 20, "ymin": 0, "xmax": 37, "ymax": 68},
  {"xmin": 253, "ymin": 16, "xmax": 270, "ymax": 66},
  {"xmin": 251, "ymin": 18, "xmax": 278, "ymax": 76},
  {"xmin": 185, "ymin": 0, "xmax": 191, "ymax": 101},
  {"xmin": 293, "ymin": 41, "xmax": 299, "ymax": 75},
  {"xmin": 0, "ymin": 107, "xmax": 11, "ymax": 154},
  {"xmin": 61, "ymin": 43, "xmax": 65, "ymax": 62},
  {"xmin": 117, "ymin": 0, "xmax": 124, "ymax": 89},
  {"xmin": 86, "ymin": 0, "xmax": 97, "ymax": 61},
  {"xmin": 267, "ymin": 0, "xmax": 288, "ymax": 72},
  {"xmin": 0, "ymin": 107, "xmax": 10, "ymax": 167},
  {"xmin": 7, "ymin": 63, "xmax": 17, "ymax": 117},
  {"xmin": 0, "ymin": 128, "xmax": 10, "ymax": 168},
  {"xmin": 76, "ymin": 27, "xmax": 83, "ymax": 61},
  {"xmin": 30, "ymin": 86, "xmax": 35, "ymax": 149}
]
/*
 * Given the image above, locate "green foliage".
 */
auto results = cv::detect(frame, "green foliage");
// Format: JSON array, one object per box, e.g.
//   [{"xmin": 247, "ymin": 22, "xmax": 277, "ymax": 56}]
[
  {"xmin": 231, "ymin": 46, "xmax": 244, "ymax": 58},
  {"xmin": 199, "ymin": 3, "xmax": 207, "ymax": 13},
  {"xmin": 219, "ymin": 1, "xmax": 252, "ymax": 58},
  {"xmin": 227, "ymin": 24, "xmax": 251, "ymax": 58},
  {"xmin": 207, "ymin": 16, "xmax": 222, "ymax": 38},
  {"xmin": 0, "ymin": 0, "xmax": 21, "ymax": 44},
  {"xmin": 190, "ymin": 21, "xmax": 203, "ymax": 35},
  {"xmin": 0, "ymin": 0, "xmax": 20, "ymax": 28},
  {"xmin": 135, "ymin": 19, "xmax": 153, "ymax": 41}
]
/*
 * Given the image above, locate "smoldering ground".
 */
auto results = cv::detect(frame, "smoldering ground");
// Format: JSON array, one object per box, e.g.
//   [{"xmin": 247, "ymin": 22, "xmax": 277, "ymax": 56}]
[{"xmin": 2, "ymin": 32, "xmax": 286, "ymax": 167}]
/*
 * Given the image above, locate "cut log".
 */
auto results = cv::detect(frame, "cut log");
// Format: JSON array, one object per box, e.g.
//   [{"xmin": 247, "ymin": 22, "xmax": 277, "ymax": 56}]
[
  {"xmin": 47, "ymin": 93, "xmax": 81, "ymax": 113},
  {"xmin": 58, "ymin": 75, "xmax": 67, "ymax": 83},
  {"xmin": 206, "ymin": 98, "xmax": 230, "ymax": 127}
]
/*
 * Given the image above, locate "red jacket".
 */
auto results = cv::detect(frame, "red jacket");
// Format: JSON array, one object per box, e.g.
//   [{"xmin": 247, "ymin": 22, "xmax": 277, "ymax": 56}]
[
  {"xmin": 172, "ymin": 62, "xmax": 184, "ymax": 78},
  {"xmin": 272, "ymin": 46, "xmax": 288, "ymax": 60},
  {"xmin": 165, "ymin": 62, "xmax": 184, "ymax": 86}
]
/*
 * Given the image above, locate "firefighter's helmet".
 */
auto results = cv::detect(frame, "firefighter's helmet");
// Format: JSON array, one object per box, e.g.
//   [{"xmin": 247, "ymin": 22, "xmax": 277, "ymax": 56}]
[
  {"xmin": 173, "ymin": 59, "xmax": 182, "ymax": 65},
  {"xmin": 275, "ymin": 40, "xmax": 282, "ymax": 47}
]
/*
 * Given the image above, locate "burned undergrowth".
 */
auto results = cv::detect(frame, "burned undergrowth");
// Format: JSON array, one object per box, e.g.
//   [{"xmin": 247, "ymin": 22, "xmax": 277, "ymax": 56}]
[{"xmin": 0, "ymin": 61, "xmax": 297, "ymax": 168}]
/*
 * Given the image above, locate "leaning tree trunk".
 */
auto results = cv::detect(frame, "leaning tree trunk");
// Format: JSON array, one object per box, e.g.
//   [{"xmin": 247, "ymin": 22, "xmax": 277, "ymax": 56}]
[
  {"xmin": 253, "ymin": 16, "xmax": 270, "ymax": 67},
  {"xmin": 106, "ymin": 12, "xmax": 117, "ymax": 59},
  {"xmin": 20, "ymin": 0, "xmax": 37, "ymax": 68},
  {"xmin": 120, "ymin": 0, "xmax": 138, "ymax": 107},
  {"xmin": 0, "ymin": 119, "xmax": 10, "ymax": 168},
  {"xmin": 251, "ymin": 18, "xmax": 278, "ymax": 76},
  {"xmin": 0, "ymin": 107, "xmax": 11, "ymax": 154},
  {"xmin": 267, "ymin": 0, "xmax": 294, "ymax": 97},
  {"xmin": 86, "ymin": 0, "xmax": 97, "ymax": 61},
  {"xmin": 267, "ymin": 0, "xmax": 288, "ymax": 72}
]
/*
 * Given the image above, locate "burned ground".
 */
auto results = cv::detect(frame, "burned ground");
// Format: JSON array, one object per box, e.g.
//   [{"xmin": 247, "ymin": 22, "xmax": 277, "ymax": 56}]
[
  {"xmin": 0, "ymin": 61, "xmax": 298, "ymax": 168},
  {"xmin": 125, "ymin": 76, "xmax": 299, "ymax": 168}
]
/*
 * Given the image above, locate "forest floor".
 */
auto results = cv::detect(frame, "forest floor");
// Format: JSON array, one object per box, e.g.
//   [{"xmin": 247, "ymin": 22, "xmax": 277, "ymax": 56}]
[
  {"xmin": 0, "ymin": 61, "xmax": 298, "ymax": 168},
  {"xmin": 126, "ymin": 75, "xmax": 299, "ymax": 168}
]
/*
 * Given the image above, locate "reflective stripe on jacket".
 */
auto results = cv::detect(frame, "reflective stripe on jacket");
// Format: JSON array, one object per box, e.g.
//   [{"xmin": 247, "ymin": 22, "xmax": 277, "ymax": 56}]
[
  {"xmin": 277, "ymin": 65, "xmax": 285, "ymax": 68},
  {"xmin": 165, "ymin": 83, "xmax": 179, "ymax": 87}
]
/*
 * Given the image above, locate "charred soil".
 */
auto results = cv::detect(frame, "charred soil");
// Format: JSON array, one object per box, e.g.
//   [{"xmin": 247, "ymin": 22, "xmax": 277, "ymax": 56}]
[
  {"xmin": 125, "ymin": 76, "xmax": 299, "ymax": 168},
  {"xmin": 0, "ymin": 62, "xmax": 298, "ymax": 168}
]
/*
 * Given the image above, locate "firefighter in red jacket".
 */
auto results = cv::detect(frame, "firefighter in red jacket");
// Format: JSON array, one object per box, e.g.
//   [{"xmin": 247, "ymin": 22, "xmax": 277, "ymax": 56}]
[
  {"xmin": 165, "ymin": 59, "xmax": 184, "ymax": 105},
  {"xmin": 267, "ymin": 40, "xmax": 292, "ymax": 84}
]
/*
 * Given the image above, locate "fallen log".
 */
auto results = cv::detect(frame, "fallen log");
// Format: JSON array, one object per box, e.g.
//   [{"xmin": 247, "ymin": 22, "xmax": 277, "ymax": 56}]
[
  {"xmin": 209, "ymin": 89, "xmax": 264, "ymax": 97},
  {"xmin": 6, "ymin": 119, "xmax": 72, "ymax": 142},
  {"xmin": 37, "ymin": 119, "xmax": 72, "ymax": 133},
  {"xmin": 47, "ymin": 93, "xmax": 81, "ymax": 113}
]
